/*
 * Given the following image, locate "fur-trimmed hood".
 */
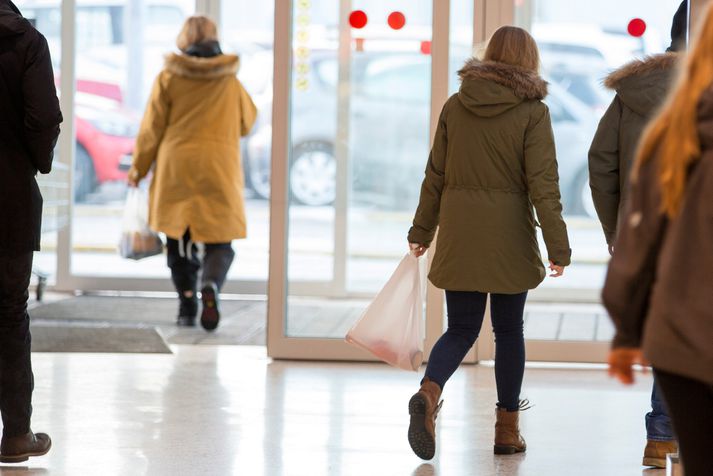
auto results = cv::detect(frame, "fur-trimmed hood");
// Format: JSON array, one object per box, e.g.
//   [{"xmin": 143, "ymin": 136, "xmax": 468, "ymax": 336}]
[
  {"xmin": 604, "ymin": 53, "xmax": 680, "ymax": 117},
  {"xmin": 164, "ymin": 53, "xmax": 239, "ymax": 80},
  {"xmin": 457, "ymin": 59, "xmax": 548, "ymax": 117}
]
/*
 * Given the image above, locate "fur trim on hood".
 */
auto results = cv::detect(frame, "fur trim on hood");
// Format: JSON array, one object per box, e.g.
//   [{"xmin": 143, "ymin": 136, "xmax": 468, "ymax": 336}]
[
  {"xmin": 604, "ymin": 53, "xmax": 679, "ymax": 90},
  {"xmin": 458, "ymin": 58, "xmax": 548, "ymax": 100},
  {"xmin": 164, "ymin": 53, "xmax": 239, "ymax": 79}
]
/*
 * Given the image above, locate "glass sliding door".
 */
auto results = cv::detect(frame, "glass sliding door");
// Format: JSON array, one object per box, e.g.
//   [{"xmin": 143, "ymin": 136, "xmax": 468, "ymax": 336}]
[
  {"xmin": 67, "ymin": 0, "xmax": 194, "ymax": 281},
  {"xmin": 497, "ymin": 0, "xmax": 684, "ymax": 362},
  {"xmin": 269, "ymin": 0, "xmax": 448, "ymax": 359}
]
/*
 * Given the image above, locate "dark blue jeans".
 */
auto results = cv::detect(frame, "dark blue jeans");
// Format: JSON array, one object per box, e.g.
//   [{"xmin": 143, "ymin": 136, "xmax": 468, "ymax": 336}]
[
  {"xmin": 425, "ymin": 291, "xmax": 527, "ymax": 411},
  {"xmin": 0, "ymin": 251, "xmax": 34, "ymax": 438},
  {"xmin": 647, "ymin": 374, "xmax": 675, "ymax": 441}
]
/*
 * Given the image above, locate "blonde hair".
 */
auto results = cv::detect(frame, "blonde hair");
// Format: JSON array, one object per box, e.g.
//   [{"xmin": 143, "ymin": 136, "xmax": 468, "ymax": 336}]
[
  {"xmin": 176, "ymin": 16, "xmax": 218, "ymax": 52},
  {"xmin": 484, "ymin": 26, "xmax": 540, "ymax": 72},
  {"xmin": 635, "ymin": 3, "xmax": 713, "ymax": 217}
]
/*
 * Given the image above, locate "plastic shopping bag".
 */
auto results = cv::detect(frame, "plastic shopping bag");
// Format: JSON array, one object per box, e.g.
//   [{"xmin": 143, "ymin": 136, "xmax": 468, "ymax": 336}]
[
  {"xmin": 118, "ymin": 188, "xmax": 164, "ymax": 260},
  {"xmin": 345, "ymin": 253, "xmax": 425, "ymax": 371}
]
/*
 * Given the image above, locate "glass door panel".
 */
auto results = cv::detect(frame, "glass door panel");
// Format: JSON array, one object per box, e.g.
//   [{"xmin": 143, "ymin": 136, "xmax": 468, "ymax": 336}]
[
  {"xmin": 509, "ymin": 0, "xmax": 682, "ymax": 361},
  {"xmin": 285, "ymin": 0, "xmax": 434, "ymax": 339},
  {"xmin": 221, "ymin": 0, "xmax": 275, "ymax": 282},
  {"xmin": 68, "ymin": 0, "xmax": 195, "ymax": 278}
]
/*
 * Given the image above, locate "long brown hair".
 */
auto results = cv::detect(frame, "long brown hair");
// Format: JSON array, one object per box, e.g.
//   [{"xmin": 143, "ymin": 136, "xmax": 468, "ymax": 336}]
[
  {"xmin": 483, "ymin": 26, "xmax": 540, "ymax": 72},
  {"xmin": 635, "ymin": 2, "xmax": 713, "ymax": 217}
]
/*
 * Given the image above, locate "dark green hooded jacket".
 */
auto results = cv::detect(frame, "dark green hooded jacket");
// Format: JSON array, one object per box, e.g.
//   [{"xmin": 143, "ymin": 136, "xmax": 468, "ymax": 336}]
[
  {"xmin": 408, "ymin": 59, "xmax": 571, "ymax": 294},
  {"xmin": 588, "ymin": 53, "xmax": 679, "ymax": 245}
]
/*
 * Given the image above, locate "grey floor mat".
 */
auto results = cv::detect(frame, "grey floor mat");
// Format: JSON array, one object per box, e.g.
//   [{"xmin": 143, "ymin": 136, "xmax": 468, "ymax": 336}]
[
  {"xmin": 30, "ymin": 296, "xmax": 267, "ymax": 346},
  {"xmin": 31, "ymin": 323, "xmax": 171, "ymax": 353}
]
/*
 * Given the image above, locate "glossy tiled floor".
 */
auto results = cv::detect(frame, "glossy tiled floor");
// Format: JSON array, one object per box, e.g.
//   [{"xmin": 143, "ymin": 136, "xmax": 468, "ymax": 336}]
[{"xmin": 1, "ymin": 346, "xmax": 664, "ymax": 476}]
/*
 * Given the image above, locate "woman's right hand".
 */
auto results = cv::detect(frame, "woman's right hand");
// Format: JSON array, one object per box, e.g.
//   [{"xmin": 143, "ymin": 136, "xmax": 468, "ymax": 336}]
[
  {"xmin": 548, "ymin": 261, "xmax": 565, "ymax": 277},
  {"xmin": 409, "ymin": 243, "xmax": 427, "ymax": 257}
]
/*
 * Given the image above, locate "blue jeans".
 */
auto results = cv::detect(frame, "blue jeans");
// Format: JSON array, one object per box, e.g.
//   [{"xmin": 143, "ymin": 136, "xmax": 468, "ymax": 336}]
[
  {"xmin": 647, "ymin": 374, "xmax": 675, "ymax": 441},
  {"xmin": 424, "ymin": 291, "xmax": 527, "ymax": 411}
]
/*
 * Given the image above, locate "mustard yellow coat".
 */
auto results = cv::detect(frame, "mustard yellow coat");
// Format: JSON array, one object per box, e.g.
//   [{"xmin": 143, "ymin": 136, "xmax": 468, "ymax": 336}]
[{"xmin": 129, "ymin": 53, "xmax": 257, "ymax": 243}]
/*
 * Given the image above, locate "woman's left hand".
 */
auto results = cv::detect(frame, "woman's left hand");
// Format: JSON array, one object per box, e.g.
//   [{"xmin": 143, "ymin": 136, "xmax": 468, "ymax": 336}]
[
  {"xmin": 608, "ymin": 347, "xmax": 649, "ymax": 385},
  {"xmin": 548, "ymin": 261, "xmax": 565, "ymax": 277}
]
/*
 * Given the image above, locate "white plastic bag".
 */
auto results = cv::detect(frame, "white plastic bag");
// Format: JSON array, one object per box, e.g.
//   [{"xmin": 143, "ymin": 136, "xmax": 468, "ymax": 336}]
[
  {"xmin": 118, "ymin": 188, "xmax": 164, "ymax": 260},
  {"xmin": 345, "ymin": 253, "xmax": 425, "ymax": 371}
]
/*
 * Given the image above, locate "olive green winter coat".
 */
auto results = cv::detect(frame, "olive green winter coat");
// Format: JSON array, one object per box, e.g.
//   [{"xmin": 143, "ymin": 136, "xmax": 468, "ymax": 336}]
[
  {"xmin": 588, "ymin": 53, "xmax": 679, "ymax": 245},
  {"xmin": 408, "ymin": 59, "xmax": 571, "ymax": 294},
  {"xmin": 129, "ymin": 53, "xmax": 257, "ymax": 243}
]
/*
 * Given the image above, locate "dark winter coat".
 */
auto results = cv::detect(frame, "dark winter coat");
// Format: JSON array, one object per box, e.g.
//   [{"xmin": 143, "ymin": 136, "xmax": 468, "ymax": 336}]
[
  {"xmin": 602, "ymin": 86, "xmax": 713, "ymax": 386},
  {"xmin": 0, "ymin": 0, "xmax": 62, "ymax": 253},
  {"xmin": 588, "ymin": 53, "xmax": 679, "ymax": 245},
  {"xmin": 408, "ymin": 59, "xmax": 571, "ymax": 294}
]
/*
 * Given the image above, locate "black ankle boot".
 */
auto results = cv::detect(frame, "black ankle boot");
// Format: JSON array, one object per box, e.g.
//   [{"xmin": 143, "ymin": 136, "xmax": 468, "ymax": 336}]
[
  {"xmin": 177, "ymin": 294, "xmax": 198, "ymax": 327},
  {"xmin": 200, "ymin": 282, "xmax": 220, "ymax": 331}
]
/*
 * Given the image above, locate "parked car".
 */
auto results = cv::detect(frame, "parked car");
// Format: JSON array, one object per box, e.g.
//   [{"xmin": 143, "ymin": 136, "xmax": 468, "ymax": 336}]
[{"xmin": 244, "ymin": 51, "xmax": 599, "ymax": 216}]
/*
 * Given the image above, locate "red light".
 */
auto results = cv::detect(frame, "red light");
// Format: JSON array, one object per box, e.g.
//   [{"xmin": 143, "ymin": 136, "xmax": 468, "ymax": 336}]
[
  {"xmin": 349, "ymin": 10, "xmax": 368, "ymax": 29},
  {"xmin": 388, "ymin": 11, "xmax": 406, "ymax": 30},
  {"xmin": 628, "ymin": 18, "xmax": 647, "ymax": 37},
  {"xmin": 420, "ymin": 40, "xmax": 431, "ymax": 55}
]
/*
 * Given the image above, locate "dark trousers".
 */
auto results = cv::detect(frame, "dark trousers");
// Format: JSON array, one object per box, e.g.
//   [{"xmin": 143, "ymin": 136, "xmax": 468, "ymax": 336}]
[
  {"xmin": 0, "ymin": 252, "xmax": 34, "ymax": 438},
  {"xmin": 166, "ymin": 230, "xmax": 235, "ymax": 294},
  {"xmin": 655, "ymin": 368, "xmax": 713, "ymax": 476},
  {"xmin": 425, "ymin": 291, "xmax": 527, "ymax": 411}
]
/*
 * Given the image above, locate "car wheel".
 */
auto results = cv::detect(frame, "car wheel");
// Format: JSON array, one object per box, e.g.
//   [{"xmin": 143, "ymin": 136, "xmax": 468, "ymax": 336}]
[
  {"xmin": 572, "ymin": 168, "xmax": 597, "ymax": 219},
  {"xmin": 74, "ymin": 143, "xmax": 97, "ymax": 203},
  {"xmin": 246, "ymin": 154, "xmax": 271, "ymax": 200},
  {"xmin": 290, "ymin": 141, "xmax": 336, "ymax": 206}
]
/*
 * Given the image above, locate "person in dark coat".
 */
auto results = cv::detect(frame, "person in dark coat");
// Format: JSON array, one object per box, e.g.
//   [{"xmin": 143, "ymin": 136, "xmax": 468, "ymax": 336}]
[
  {"xmin": 603, "ymin": 3, "xmax": 713, "ymax": 475},
  {"xmin": 0, "ymin": 0, "xmax": 61, "ymax": 463},
  {"xmin": 588, "ymin": 1, "xmax": 687, "ymax": 468}
]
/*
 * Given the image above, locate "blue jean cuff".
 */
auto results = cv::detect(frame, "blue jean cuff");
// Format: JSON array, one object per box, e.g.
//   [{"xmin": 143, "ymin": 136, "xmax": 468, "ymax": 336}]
[{"xmin": 647, "ymin": 435, "xmax": 676, "ymax": 442}]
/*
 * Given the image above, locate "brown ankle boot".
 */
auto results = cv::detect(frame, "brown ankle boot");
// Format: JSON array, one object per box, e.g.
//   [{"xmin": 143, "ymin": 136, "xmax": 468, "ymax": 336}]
[
  {"xmin": 0, "ymin": 431, "xmax": 52, "ymax": 463},
  {"xmin": 407, "ymin": 378, "xmax": 443, "ymax": 460},
  {"xmin": 643, "ymin": 440, "xmax": 678, "ymax": 468},
  {"xmin": 494, "ymin": 407, "xmax": 527, "ymax": 455}
]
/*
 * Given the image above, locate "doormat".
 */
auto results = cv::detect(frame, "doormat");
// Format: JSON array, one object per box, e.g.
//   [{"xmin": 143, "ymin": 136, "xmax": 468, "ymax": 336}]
[{"xmin": 31, "ymin": 323, "xmax": 172, "ymax": 354}]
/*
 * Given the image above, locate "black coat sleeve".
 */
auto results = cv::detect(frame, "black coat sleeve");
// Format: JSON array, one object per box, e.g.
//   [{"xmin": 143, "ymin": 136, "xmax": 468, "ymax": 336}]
[{"xmin": 22, "ymin": 31, "xmax": 62, "ymax": 174}]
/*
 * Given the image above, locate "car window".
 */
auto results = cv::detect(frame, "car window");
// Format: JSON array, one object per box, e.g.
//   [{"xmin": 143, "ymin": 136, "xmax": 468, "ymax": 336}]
[{"xmin": 363, "ymin": 62, "xmax": 428, "ymax": 103}]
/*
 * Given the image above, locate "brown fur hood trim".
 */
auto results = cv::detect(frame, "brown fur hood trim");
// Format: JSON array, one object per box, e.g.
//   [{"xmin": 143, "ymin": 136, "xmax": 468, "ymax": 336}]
[
  {"xmin": 164, "ymin": 53, "xmax": 239, "ymax": 79},
  {"xmin": 604, "ymin": 53, "xmax": 679, "ymax": 90},
  {"xmin": 458, "ymin": 58, "xmax": 548, "ymax": 100}
]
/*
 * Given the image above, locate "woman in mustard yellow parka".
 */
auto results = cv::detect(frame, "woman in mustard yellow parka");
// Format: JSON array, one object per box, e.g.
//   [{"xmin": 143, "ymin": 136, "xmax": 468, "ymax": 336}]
[{"xmin": 128, "ymin": 16, "xmax": 257, "ymax": 331}]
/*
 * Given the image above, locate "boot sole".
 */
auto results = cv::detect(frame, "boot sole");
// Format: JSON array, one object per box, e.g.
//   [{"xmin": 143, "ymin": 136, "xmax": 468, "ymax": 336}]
[
  {"xmin": 408, "ymin": 394, "xmax": 435, "ymax": 460},
  {"xmin": 0, "ymin": 441, "xmax": 52, "ymax": 463},
  {"xmin": 494, "ymin": 444, "xmax": 526, "ymax": 455},
  {"xmin": 642, "ymin": 457, "xmax": 666, "ymax": 468},
  {"xmin": 200, "ymin": 286, "xmax": 220, "ymax": 332}
]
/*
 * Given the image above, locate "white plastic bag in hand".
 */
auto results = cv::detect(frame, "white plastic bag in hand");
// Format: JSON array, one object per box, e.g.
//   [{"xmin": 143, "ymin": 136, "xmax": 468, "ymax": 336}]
[
  {"xmin": 345, "ymin": 253, "xmax": 425, "ymax": 371},
  {"xmin": 118, "ymin": 188, "xmax": 163, "ymax": 260}
]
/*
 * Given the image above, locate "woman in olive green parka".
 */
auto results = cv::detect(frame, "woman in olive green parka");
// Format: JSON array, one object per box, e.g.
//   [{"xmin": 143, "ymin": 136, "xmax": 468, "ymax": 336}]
[{"xmin": 406, "ymin": 26, "xmax": 570, "ymax": 462}]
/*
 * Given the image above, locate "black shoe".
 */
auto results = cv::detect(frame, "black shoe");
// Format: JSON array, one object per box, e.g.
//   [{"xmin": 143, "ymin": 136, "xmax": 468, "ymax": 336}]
[
  {"xmin": 200, "ymin": 282, "xmax": 220, "ymax": 331},
  {"xmin": 177, "ymin": 294, "xmax": 198, "ymax": 327}
]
